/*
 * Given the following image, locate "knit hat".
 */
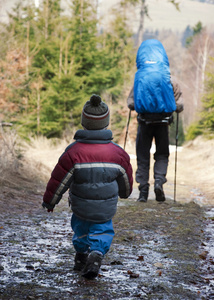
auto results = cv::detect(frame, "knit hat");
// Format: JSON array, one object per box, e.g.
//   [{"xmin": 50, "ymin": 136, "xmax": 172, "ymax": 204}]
[{"xmin": 81, "ymin": 94, "xmax": 110, "ymax": 130}]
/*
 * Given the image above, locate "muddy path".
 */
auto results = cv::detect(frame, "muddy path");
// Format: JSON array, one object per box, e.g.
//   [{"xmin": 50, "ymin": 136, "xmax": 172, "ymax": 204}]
[{"xmin": 0, "ymin": 176, "xmax": 214, "ymax": 300}]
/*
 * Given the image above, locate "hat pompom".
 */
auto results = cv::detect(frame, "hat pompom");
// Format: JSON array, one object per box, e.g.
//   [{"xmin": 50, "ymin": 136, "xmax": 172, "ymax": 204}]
[{"xmin": 90, "ymin": 94, "xmax": 101, "ymax": 107}]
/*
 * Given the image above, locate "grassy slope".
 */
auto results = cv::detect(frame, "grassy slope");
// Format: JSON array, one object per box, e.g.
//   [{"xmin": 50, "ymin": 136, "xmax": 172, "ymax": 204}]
[{"xmin": 99, "ymin": 0, "xmax": 214, "ymax": 33}]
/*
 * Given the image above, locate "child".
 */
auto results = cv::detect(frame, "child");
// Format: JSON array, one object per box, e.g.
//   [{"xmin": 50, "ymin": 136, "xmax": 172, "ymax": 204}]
[{"xmin": 42, "ymin": 94, "xmax": 133, "ymax": 279}]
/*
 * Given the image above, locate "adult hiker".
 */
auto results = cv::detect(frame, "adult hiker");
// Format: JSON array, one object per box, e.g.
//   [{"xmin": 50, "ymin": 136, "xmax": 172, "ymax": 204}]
[
  {"xmin": 127, "ymin": 39, "xmax": 183, "ymax": 203},
  {"xmin": 42, "ymin": 94, "xmax": 133, "ymax": 279}
]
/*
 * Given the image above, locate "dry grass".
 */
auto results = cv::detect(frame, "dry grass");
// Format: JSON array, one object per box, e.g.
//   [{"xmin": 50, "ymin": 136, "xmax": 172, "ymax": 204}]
[
  {"xmin": 23, "ymin": 136, "xmax": 69, "ymax": 177},
  {"xmin": 0, "ymin": 130, "xmax": 70, "ymax": 188},
  {"xmin": 0, "ymin": 128, "xmax": 21, "ymax": 179},
  {"xmin": 168, "ymin": 136, "xmax": 214, "ymax": 204},
  {"xmin": 0, "ymin": 127, "xmax": 213, "ymax": 206}
]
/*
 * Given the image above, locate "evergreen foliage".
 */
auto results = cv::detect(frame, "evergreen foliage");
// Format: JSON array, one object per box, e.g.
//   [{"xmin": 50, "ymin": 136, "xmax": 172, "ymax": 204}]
[
  {"xmin": 1, "ymin": 0, "xmax": 135, "ymax": 138},
  {"xmin": 185, "ymin": 21, "xmax": 203, "ymax": 47},
  {"xmin": 181, "ymin": 25, "xmax": 193, "ymax": 47},
  {"xmin": 185, "ymin": 122, "xmax": 203, "ymax": 141},
  {"xmin": 2, "ymin": 0, "xmax": 212, "ymax": 143}
]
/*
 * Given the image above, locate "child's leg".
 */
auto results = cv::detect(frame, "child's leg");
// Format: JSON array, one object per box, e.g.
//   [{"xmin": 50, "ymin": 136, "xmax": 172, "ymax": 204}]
[
  {"xmin": 71, "ymin": 214, "xmax": 91, "ymax": 271},
  {"xmin": 71, "ymin": 214, "xmax": 90, "ymax": 253},
  {"xmin": 88, "ymin": 220, "xmax": 115, "ymax": 255},
  {"xmin": 82, "ymin": 220, "xmax": 115, "ymax": 279},
  {"xmin": 71, "ymin": 215, "xmax": 115, "ymax": 278},
  {"xmin": 71, "ymin": 214, "xmax": 115, "ymax": 255}
]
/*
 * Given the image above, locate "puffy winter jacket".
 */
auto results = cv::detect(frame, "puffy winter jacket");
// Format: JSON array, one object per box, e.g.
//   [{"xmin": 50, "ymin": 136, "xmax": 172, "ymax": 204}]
[
  {"xmin": 134, "ymin": 39, "xmax": 177, "ymax": 114},
  {"xmin": 42, "ymin": 129, "xmax": 133, "ymax": 223}
]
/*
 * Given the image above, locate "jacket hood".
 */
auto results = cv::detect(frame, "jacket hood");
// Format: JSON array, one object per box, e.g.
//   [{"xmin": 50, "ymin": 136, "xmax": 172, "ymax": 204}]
[{"xmin": 136, "ymin": 39, "xmax": 170, "ymax": 69}]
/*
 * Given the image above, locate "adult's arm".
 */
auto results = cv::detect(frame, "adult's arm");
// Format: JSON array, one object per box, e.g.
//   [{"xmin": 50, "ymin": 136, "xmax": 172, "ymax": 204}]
[
  {"xmin": 127, "ymin": 86, "xmax": 135, "ymax": 111},
  {"xmin": 171, "ymin": 77, "xmax": 184, "ymax": 113}
]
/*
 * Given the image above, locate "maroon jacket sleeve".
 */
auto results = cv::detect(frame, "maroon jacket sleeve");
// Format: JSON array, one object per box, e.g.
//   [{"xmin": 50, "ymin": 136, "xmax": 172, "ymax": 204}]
[
  {"xmin": 42, "ymin": 150, "xmax": 74, "ymax": 210},
  {"xmin": 115, "ymin": 145, "xmax": 133, "ymax": 199}
]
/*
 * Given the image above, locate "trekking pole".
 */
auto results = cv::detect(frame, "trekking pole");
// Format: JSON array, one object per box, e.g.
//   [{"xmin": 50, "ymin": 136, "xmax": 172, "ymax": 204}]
[
  {"xmin": 174, "ymin": 112, "xmax": 179, "ymax": 202},
  {"xmin": 124, "ymin": 109, "xmax": 131, "ymax": 150}
]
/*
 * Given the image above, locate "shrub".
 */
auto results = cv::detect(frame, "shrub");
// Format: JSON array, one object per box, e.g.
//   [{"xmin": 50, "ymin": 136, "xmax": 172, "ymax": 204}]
[{"xmin": 185, "ymin": 123, "xmax": 203, "ymax": 141}]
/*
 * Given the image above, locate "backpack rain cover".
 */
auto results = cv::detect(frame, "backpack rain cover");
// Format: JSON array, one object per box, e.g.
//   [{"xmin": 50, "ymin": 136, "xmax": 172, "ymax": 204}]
[{"xmin": 134, "ymin": 39, "xmax": 176, "ymax": 114}]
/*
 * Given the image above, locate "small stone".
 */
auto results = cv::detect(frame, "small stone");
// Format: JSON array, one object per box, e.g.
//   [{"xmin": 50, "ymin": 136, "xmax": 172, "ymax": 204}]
[{"xmin": 0, "ymin": 265, "xmax": 4, "ymax": 271}]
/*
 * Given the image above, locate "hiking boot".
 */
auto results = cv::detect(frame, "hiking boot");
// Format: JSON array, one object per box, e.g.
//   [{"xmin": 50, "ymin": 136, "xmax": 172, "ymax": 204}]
[
  {"xmin": 82, "ymin": 251, "xmax": 103, "ymax": 279},
  {"xmin": 154, "ymin": 181, "xmax": 165, "ymax": 202},
  {"xmin": 137, "ymin": 189, "xmax": 148, "ymax": 202},
  {"xmin": 73, "ymin": 252, "xmax": 88, "ymax": 271}
]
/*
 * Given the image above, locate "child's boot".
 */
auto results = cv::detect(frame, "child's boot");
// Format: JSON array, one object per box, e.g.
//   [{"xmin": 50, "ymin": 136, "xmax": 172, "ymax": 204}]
[
  {"xmin": 73, "ymin": 252, "xmax": 88, "ymax": 271},
  {"xmin": 82, "ymin": 251, "xmax": 103, "ymax": 279}
]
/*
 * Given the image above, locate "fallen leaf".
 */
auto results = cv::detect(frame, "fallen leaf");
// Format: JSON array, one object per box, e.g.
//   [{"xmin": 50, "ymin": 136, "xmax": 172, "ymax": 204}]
[
  {"xmin": 137, "ymin": 255, "xmax": 144, "ymax": 261},
  {"xmin": 156, "ymin": 270, "xmax": 162, "ymax": 276},
  {"xmin": 199, "ymin": 251, "xmax": 208, "ymax": 260}
]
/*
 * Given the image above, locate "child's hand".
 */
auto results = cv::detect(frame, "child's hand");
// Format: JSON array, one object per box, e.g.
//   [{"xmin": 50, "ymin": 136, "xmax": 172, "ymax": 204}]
[{"xmin": 42, "ymin": 202, "xmax": 54, "ymax": 212}]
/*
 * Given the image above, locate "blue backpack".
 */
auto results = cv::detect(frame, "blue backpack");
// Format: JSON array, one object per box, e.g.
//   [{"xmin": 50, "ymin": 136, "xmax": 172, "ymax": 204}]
[{"xmin": 134, "ymin": 39, "xmax": 176, "ymax": 114}]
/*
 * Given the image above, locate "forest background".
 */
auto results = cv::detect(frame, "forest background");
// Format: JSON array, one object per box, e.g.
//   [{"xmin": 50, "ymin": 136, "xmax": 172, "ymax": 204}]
[{"xmin": 0, "ymin": 0, "xmax": 214, "ymax": 147}]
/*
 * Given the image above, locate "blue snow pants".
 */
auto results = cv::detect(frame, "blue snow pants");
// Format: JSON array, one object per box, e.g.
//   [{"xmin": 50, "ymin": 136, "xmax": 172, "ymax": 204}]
[{"xmin": 71, "ymin": 214, "xmax": 115, "ymax": 255}]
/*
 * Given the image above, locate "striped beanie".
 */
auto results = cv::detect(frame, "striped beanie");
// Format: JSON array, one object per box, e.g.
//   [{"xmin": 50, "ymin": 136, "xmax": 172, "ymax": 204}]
[{"xmin": 81, "ymin": 94, "xmax": 110, "ymax": 130}]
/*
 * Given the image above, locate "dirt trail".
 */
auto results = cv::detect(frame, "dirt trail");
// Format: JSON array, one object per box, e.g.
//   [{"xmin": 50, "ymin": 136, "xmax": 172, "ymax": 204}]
[{"xmin": 0, "ymin": 136, "xmax": 214, "ymax": 299}]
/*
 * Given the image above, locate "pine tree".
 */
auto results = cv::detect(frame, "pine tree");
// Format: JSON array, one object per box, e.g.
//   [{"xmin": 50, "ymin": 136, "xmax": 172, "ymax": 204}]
[{"xmin": 1, "ymin": 0, "xmax": 135, "ymax": 138}]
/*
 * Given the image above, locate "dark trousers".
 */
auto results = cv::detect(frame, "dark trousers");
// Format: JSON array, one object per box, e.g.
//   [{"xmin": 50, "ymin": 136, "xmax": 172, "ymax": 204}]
[{"xmin": 136, "ymin": 122, "xmax": 169, "ymax": 191}]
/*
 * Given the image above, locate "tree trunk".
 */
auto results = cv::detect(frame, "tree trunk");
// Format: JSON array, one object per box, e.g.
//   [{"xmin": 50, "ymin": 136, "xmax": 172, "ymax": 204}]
[
  {"xmin": 64, "ymin": 35, "xmax": 70, "ymax": 75},
  {"xmin": 45, "ymin": 0, "xmax": 49, "ymax": 40},
  {"xmin": 201, "ymin": 35, "xmax": 209, "ymax": 94},
  {"xmin": 136, "ymin": 0, "xmax": 145, "ymax": 48},
  {"xmin": 81, "ymin": 0, "xmax": 84, "ymax": 23},
  {"xmin": 26, "ymin": 20, "xmax": 30, "ymax": 80},
  {"xmin": 194, "ymin": 54, "xmax": 200, "ymax": 108},
  {"xmin": 37, "ymin": 85, "xmax": 40, "ymax": 135},
  {"xmin": 59, "ymin": 24, "xmax": 63, "ymax": 77},
  {"xmin": 80, "ymin": 0, "xmax": 84, "ymax": 40}
]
